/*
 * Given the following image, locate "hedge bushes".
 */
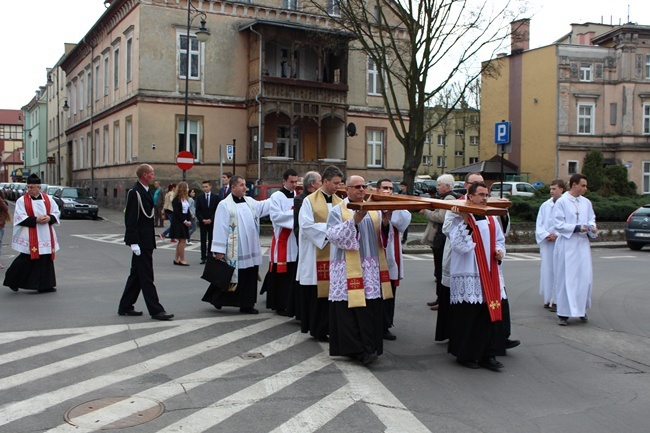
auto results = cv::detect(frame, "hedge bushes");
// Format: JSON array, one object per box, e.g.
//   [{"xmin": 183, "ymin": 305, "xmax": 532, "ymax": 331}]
[{"xmin": 508, "ymin": 194, "xmax": 650, "ymax": 222}]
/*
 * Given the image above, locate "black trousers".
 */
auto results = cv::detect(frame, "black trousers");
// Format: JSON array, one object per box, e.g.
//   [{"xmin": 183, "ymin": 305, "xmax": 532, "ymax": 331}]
[
  {"xmin": 329, "ymin": 298, "xmax": 383, "ymax": 357},
  {"xmin": 119, "ymin": 249, "xmax": 165, "ymax": 316},
  {"xmin": 299, "ymin": 284, "xmax": 329, "ymax": 339},
  {"xmin": 199, "ymin": 222, "xmax": 214, "ymax": 260},
  {"xmin": 383, "ymin": 282, "xmax": 397, "ymax": 331}
]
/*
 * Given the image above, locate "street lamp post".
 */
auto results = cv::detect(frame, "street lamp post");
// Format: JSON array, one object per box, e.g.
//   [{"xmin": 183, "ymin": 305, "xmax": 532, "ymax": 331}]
[
  {"xmin": 182, "ymin": 0, "xmax": 210, "ymax": 181},
  {"xmin": 48, "ymin": 70, "xmax": 69, "ymax": 185}
]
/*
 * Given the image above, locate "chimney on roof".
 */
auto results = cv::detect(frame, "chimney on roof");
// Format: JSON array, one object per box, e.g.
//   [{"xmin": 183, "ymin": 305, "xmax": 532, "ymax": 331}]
[{"xmin": 511, "ymin": 19, "xmax": 530, "ymax": 55}]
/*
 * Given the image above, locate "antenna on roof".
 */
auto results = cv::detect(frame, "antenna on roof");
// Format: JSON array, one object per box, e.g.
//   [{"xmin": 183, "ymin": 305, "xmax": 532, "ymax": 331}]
[{"xmin": 627, "ymin": 4, "xmax": 630, "ymax": 23}]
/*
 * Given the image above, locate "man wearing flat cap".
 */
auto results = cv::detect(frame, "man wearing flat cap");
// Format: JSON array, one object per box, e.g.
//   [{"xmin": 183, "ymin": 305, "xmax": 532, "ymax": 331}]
[{"xmin": 4, "ymin": 173, "xmax": 60, "ymax": 293}]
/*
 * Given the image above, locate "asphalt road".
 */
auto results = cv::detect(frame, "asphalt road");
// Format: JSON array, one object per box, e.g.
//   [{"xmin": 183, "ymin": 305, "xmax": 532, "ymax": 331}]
[{"xmin": 1, "ymin": 208, "xmax": 649, "ymax": 432}]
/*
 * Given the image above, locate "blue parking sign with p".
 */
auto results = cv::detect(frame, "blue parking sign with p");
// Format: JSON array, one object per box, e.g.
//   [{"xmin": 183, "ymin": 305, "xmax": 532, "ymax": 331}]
[{"xmin": 495, "ymin": 121, "xmax": 511, "ymax": 144}]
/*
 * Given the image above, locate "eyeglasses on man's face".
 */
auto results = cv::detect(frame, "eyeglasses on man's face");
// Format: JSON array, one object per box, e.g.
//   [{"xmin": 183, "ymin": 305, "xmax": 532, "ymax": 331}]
[{"xmin": 348, "ymin": 184, "xmax": 367, "ymax": 190}]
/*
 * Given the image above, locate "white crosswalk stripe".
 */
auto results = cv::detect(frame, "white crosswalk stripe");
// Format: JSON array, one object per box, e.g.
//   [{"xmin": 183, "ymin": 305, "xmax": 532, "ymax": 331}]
[{"xmin": 0, "ymin": 315, "xmax": 430, "ymax": 432}]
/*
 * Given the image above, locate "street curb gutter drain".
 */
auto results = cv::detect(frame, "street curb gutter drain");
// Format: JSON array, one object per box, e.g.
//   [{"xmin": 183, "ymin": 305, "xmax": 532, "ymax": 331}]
[{"xmin": 64, "ymin": 396, "xmax": 164, "ymax": 429}]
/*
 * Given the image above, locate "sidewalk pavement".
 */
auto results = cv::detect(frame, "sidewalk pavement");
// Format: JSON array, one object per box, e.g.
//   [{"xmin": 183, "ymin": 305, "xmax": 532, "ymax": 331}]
[{"xmin": 98, "ymin": 206, "xmax": 627, "ymax": 254}]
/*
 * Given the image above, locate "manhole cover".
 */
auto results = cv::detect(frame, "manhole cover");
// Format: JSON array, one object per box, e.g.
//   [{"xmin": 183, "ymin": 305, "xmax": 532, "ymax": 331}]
[{"xmin": 64, "ymin": 396, "xmax": 164, "ymax": 429}]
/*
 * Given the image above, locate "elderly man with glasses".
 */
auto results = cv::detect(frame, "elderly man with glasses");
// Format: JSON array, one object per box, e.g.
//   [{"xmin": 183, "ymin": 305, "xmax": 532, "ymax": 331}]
[{"xmin": 325, "ymin": 175, "xmax": 394, "ymax": 365}]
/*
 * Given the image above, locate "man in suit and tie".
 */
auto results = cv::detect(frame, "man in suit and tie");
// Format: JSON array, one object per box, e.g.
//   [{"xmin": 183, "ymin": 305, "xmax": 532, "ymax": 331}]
[
  {"xmin": 118, "ymin": 164, "xmax": 173, "ymax": 320},
  {"xmin": 219, "ymin": 172, "xmax": 232, "ymax": 199},
  {"xmin": 196, "ymin": 180, "xmax": 219, "ymax": 265}
]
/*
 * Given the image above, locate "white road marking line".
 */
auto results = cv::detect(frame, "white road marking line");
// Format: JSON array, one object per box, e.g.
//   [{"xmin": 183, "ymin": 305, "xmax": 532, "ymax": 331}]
[
  {"xmin": 0, "ymin": 315, "xmax": 290, "ymax": 426},
  {"xmin": 157, "ymin": 352, "xmax": 332, "ymax": 433},
  {"xmin": 45, "ymin": 332, "xmax": 312, "ymax": 433},
  {"xmin": 334, "ymin": 350, "xmax": 432, "ymax": 432},
  {"xmin": 269, "ymin": 385, "xmax": 355, "ymax": 433},
  {"xmin": 601, "ymin": 255, "xmax": 635, "ymax": 259},
  {"xmin": 403, "ymin": 254, "xmax": 428, "ymax": 261}
]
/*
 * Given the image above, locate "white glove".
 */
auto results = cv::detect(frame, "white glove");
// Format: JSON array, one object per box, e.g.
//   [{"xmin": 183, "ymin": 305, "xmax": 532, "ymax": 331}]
[{"xmin": 131, "ymin": 244, "xmax": 141, "ymax": 256}]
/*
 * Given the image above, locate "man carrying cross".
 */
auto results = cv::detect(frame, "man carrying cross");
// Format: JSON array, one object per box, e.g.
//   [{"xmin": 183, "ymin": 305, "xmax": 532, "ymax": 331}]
[
  {"xmin": 326, "ymin": 175, "xmax": 393, "ymax": 365},
  {"xmin": 447, "ymin": 181, "xmax": 507, "ymax": 371}
]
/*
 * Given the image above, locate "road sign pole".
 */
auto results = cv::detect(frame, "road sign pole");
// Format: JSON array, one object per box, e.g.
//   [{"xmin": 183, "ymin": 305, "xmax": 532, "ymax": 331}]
[
  {"xmin": 219, "ymin": 144, "xmax": 223, "ymax": 183},
  {"xmin": 232, "ymin": 138, "xmax": 236, "ymax": 175},
  {"xmin": 183, "ymin": 169, "xmax": 186, "ymax": 182}
]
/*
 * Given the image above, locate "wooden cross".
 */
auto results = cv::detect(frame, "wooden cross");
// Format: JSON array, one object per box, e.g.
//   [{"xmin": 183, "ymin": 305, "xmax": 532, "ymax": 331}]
[{"xmin": 344, "ymin": 192, "xmax": 511, "ymax": 216}]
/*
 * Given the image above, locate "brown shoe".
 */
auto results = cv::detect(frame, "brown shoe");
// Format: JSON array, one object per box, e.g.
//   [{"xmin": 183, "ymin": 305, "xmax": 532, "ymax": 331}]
[
  {"xmin": 427, "ymin": 300, "xmax": 439, "ymax": 307},
  {"xmin": 549, "ymin": 304, "xmax": 557, "ymax": 312},
  {"xmin": 430, "ymin": 305, "xmax": 439, "ymax": 311}
]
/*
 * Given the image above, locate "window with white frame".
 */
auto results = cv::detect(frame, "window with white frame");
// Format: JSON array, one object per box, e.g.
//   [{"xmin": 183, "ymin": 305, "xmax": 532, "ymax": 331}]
[
  {"xmin": 126, "ymin": 37, "xmax": 133, "ymax": 83},
  {"xmin": 94, "ymin": 129, "xmax": 100, "ymax": 166},
  {"xmin": 643, "ymin": 103, "xmax": 650, "ymax": 135},
  {"xmin": 469, "ymin": 135, "xmax": 479, "ymax": 146},
  {"xmin": 367, "ymin": 57, "xmax": 382, "ymax": 96},
  {"xmin": 579, "ymin": 63, "xmax": 592, "ymax": 82},
  {"xmin": 276, "ymin": 125, "xmax": 300, "ymax": 159},
  {"xmin": 71, "ymin": 82, "xmax": 77, "ymax": 114},
  {"xmin": 87, "ymin": 70, "xmax": 92, "ymax": 107},
  {"xmin": 114, "ymin": 47, "xmax": 120, "ymax": 89},
  {"xmin": 282, "ymin": 0, "xmax": 298, "ymax": 9},
  {"xmin": 437, "ymin": 134, "xmax": 446, "ymax": 146},
  {"xmin": 366, "ymin": 129, "xmax": 384, "ymax": 168},
  {"xmin": 568, "ymin": 160, "xmax": 579, "ymax": 175},
  {"xmin": 94, "ymin": 63, "xmax": 100, "ymax": 101},
  {"xmin": 327, "ymin": 0, "xmax": 340, "ymax": 16},
  {"xmin": 422, "ymin": 155, "xmax": 432, "ymax": 166},
  {"xmin": 113, "ymin": 122, "xmax": 120, "ymax": 164},
  {"xmin": 86, "ymin": 132, "xmax": 92, "ymax": 168},
  {"xmin": 73, "ymin": 138, "xmax": 79, "ymax": 169},
  {"xmin": 103, "ymin": 56, "xmax": 109, "ymax": 96},
  {"xmin": 469, "ymin": 157, "xmax": 479, "ymax": 164},
  {"xmin": 455, "ymin": 150, "xmax": 464, "ymax": 156},
  {"xmin": 178, "ymin": 118, "xmax": 200, "ymax": 160},
  {"xmin": 424, "ymin": 133, "xmax": 431, "ymax": 144},
  {"xmin": 455, "ymin": 129, "xmax": 464, "ymax": 136},
  {"xmin": 643, "ymin": 161, "xmax": 650, "ymax": 194},
  {"xmin": 577, "ymin": 103, "xmax": 595, "ymax": 134},
  {"xmin": 179, "ymin": 34, "xmax": 200, "ymax": 79},
  {"xmin": 437, "ymin": 156, "xmax": 446, "ymax": 168},
  {"xmin": 103, "ymin": 125, "xmax": 109, "ymax": 164},
  {"xmin": 79, "ymin": 76, "xmax": 84, "ymax": 112},
  {"xmin": 80, "ymin": 137, "xmax": 85, "ymax": 169},
  {"xmin": 125, "ymin": 117, "xmax": 132, "ymax": 162}
]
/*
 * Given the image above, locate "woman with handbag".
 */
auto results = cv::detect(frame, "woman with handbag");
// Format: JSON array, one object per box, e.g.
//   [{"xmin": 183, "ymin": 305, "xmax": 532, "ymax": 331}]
[{"xmin": 169, "ymin": 182, "xmax": 191, "ymax": 266}]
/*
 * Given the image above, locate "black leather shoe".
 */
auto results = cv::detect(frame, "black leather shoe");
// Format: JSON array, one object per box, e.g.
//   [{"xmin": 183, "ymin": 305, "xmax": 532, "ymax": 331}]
[
  {"xmin": 457, "ymin": 359, "xmax": 480, "ymax": 369},
  {"xmin": 118, "ymin": 309, "xmax": 143, "ymax": 316},
  {"xmin": 9, "ymin": 286, "xmax": 18, "ymax": 292},
  {"xmin": 37, "ymin": 288, "xmax": 57, "ymax": 293},
  {"xmin": 383, "ymin": 330, "xmax": 397, "ymax": 341},
  {"xmin": 361, "ymin": 352, "xmax": 378, "ymax": 365},
  {"xmin": 200, "ymin": 259, "xmax": 207, "ymax": 265},
  {"xmin": 479, "ymin": 357, "xmax": 504, "ymax": 371},
  {"xmin": 151, "ymin": 311, "xmax": 174, "ymax": 320},
  {"xmin": 505, "ymin": 339, "xmax": 521, "ymax": 349},
  {"xmin": 240, "ymin": 307, "xmax": 259, "ymax": 314}
]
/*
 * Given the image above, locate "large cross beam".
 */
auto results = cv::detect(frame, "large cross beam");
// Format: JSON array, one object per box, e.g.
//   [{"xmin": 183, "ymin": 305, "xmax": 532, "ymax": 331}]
[{"xmin": 345, "ymin": 193, "xmax": 510, "ymax": 216}]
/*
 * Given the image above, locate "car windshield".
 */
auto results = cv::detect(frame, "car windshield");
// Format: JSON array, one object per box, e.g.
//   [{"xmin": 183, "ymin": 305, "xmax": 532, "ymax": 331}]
[{"xmin": 61, "ymin": 188, "xmax": 91, "ymax": 199}]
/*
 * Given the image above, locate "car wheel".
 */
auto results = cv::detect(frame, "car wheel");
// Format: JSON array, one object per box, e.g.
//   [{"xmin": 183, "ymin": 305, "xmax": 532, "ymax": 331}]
[
  {"xmin": 92, "ymin": 215, "xmax": 98, "ymax": 220},
  {"xmin": 627, "ymin": 241, "xmax": 643, "ymax": 251}
]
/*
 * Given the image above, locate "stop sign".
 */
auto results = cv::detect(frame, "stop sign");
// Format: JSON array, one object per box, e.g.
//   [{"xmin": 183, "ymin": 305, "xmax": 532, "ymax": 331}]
[{"xmin": 176, "ymin": 151, "xmax": 194, "ymax": 171}]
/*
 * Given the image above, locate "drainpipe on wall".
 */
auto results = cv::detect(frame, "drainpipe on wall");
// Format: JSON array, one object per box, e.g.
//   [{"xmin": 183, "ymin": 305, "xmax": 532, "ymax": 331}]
[
  {"xmin": 249, "ymin": 25, "xmax": 263, "ymax": 186},
  {"xmin": 85, "ymin": 37, "xmax": 95, "ymax": 195}
]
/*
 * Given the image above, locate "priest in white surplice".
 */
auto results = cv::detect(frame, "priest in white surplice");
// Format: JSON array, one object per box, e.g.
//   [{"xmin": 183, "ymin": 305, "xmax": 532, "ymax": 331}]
[
  {"xmin": 553, "ymin": 173, "xmax": 597, "ymax": 326},
  {"xmin": 4, "ymin": 174, "xmax": 60, "ymax": 293},
  {"xmin": 297, "ymin": 166, "xmax": 343, "ymax": 341},
  {"xmin": 326, "ymin": 175, "xmax": 393, "ymax": 366},
  {"xmin": 376, "ymin": 178, "xmax": 411, "ymax": 341},
  {"xmin": 535, "ymin": 179, "xmax": 564, "ymax": 310},
  {"xmin": 261, "ymin": 168, "xmax": 299, "ymax": 317},
  {"xmin": 447, "ymin": 182, "xmax": 507, "ymax": 371},
  {"xmin": 207, "ymin": 175, "xmax": 271, "ymax": 314}
]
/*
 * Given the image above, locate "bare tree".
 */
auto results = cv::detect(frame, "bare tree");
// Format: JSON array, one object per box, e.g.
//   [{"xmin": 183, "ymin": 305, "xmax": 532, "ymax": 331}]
[{"xmin": 306, "ymin": 0, "xmax": 520, "ymax": 189}]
